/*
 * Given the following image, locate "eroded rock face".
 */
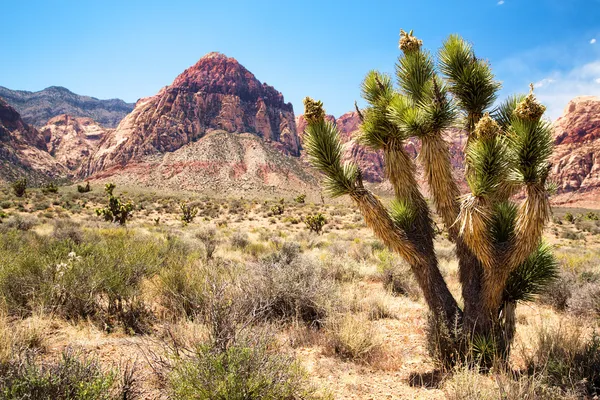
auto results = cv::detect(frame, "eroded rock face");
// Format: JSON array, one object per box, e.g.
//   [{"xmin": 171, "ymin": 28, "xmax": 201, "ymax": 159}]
[
  {"xmin": 84, "ymin": 52, "xmax": 300, "ymax": 176},
  {"xmin": 0, "ymin": 98, "xmax": 65, "ymax": 183},
  {"xmin": 40, "ymin": 114, "xmax": 108, "ymax": 173},
  {"xmin": 551, "ymin": 96, "xmax": 600, "ymax": 203}
]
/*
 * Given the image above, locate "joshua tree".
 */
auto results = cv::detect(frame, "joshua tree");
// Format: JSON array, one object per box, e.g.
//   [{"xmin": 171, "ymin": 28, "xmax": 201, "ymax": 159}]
[
  {"xmin": 96, "ymin": 183, "xmax": 134, "ymax": 225},
  {"xmin": 303, "ymin": 30, "xmax": 557, "ymax": 364},
  {"xmin": 11, "ymin": 178, "xmax": 27, "ymax": 197}
]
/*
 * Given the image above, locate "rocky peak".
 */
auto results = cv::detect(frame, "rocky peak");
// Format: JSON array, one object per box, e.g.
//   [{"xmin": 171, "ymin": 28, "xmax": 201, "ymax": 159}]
[
  {"xmin": 40, "ymin": 114, "xmax": 108, "ymax": 172},
  {"xmin": 550, "ymin": 96, "xmax": 600, "ymax": 204},
  {"xmin": 554, "ymin": 96, "xmax": 600, "ymax": 145},
  {"xmin": 84, "ymin": 53, "xmax": 300, "ymax": 176},
  {"xmin": 0, "ymin": 98, "xmax": 65, "ymax": 182}
]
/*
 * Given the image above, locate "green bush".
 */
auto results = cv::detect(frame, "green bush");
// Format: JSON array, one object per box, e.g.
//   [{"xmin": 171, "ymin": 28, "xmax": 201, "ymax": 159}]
[
  {"xmin": 270, "ymin": 204, "xmax": 284, "ymax": 216},
  {"xmin": 168, "ymin": 339, "xmax": 320, "ymax": 400},
  {"xmin": 11, "ymin": 179, "xmax": 27, "ymax": 197},
  {"xmin": 0, "ymin": 349, "xmax": 132, "ymax": 400},
  {"xmin": 525, "ymin": 325, "xmax": 600, "ymax": 396},
  {"xmin": 294, "ymin": 194, "xmax": 306, "ymax": 204},
  {"xmin": 0, "ymin": 229, "xmax": 162, "ymax": 333},
  {"xmin": 304, "ymin": 213, "xmax": 326, "ymax": 235},
  {"xmin": 42, "ymin": 182, "xmax": 59, "ymax": 194},
  {"xmin": 77, "ymin": 182, "xmax": 92, "ymax": 193}
]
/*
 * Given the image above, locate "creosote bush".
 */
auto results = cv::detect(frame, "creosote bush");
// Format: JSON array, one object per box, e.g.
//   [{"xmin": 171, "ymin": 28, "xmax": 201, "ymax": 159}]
[
  {"xmin": 0, "ymin": 228, "xmax": 164, "ymax": 333},
  {"xmin": 0, "ymin": 349, "xmax": 136, "ymax": 400}
]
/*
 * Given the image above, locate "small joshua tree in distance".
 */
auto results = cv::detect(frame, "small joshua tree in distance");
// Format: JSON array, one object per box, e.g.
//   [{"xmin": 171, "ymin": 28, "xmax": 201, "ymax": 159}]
[{"xmin": 95, "ymin": 183, "xmax": 134, "ymax": 225}]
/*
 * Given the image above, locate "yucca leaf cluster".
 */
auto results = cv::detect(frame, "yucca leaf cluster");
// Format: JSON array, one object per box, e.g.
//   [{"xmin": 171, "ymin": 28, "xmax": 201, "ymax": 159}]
[{"xmin": 303, "ymin": 29, "xmax": 557, "ymax": 362}]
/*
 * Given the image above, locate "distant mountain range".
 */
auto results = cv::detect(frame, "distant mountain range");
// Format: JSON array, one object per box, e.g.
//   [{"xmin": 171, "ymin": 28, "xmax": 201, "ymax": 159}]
[
  {"xmin": 0, "ymin": 86, "xmax": 134, "ymax": 128},
  {"xmin": 0, "ymin": 55, "xmax": 599, "ymax": 206}
]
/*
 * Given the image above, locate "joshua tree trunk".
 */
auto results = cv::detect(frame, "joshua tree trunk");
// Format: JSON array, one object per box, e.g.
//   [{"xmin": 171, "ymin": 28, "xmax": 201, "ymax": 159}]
[{"xmin": 302, "ymin": 30, "xmax": 557, "ymax": 365}]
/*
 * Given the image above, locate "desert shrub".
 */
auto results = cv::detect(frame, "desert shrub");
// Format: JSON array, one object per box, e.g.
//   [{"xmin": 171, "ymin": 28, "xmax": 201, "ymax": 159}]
[
  {"xmin": 321, "ymin": 255, "xmax": 361, "ymax": 283},
  {"xmin": 324, "ymin": 314, "xmax": 381, "ymax": 362},
  {"xmin": 96, "ymin": 183, "xmax": 134, "ymax": 225},
  {"xmin": 167, "ymin": 336, "xmax": 320, "ymax": 400},
  {"xmin": 524, "ymin": 324, "xmax": 600, "ymax": 396},
  {"xmin": 538, "ymin": 271, "xmax": 575, "ymax": 311},
  {"xmin": 180, "ymin": 201, "xmax": 198, "ymax": 224},
  {"xmin": 51, "ymin": 220, "xmax": 85, "ymax": 244},
  {"xmin": 304, "ymin": 213, "xmax": 326, "ymax": 235},
  {"xmin": 156, "ymin": 242, "xmax": 208, "ymax": 320},
  {"xmin": 376, "ymin": 249, "xmax": 420, "ymax": 299},
  {"xmin": 41, "ymin": 182, "xmax": 59, "ymax": 194},
  {"xmin": 1, "ymin": 201, "xmax": 11, "ymax": 209},
  {"xmin": 270, "ymin": 204, "xmax": 284, "ymax": 215},
  {"xmin": 77, "ymin": 182, "xmax": 92, "ymax": 193},
  {"xmin": 564, "ymin": 212, "xmax": 575, "ymax": 223},
  {"xmin": 586, "ymin": 212, "xmax": 599, "ymax": 221},
  {"xmin": 195, "ymin": 227, "xmax": 218, "ymax": 260},
  {"xmin": 567, "ymin": 281, "xmax": 600, "ymax": 317},
  {"xmin": 230, "ymin": 231, "xmax": 249, "ymax": 249},
  {"xmin": 251, "ymin": 243, "xmax": 335, "ymax": 325},
  {"xmin": 294, "ymin": 194, "xmax": 306, "ymax": 204},
  {"xmin": 0, "ymin": 229, "xmax": 162, "ymax": 333},
  {"xmin": 11, "ymin": 178, "xmax": 27, "ymax": 197},
  {"xmin": 0, "ymin": 349, "xmax": 133, "ymax": 400},
  {"xmin": 0, "ymin": 214, "xmax": 37, "ymax": 232},
  {"xmin": 443, "ymin": 366, "xmax": 572, "ymax": 400}
]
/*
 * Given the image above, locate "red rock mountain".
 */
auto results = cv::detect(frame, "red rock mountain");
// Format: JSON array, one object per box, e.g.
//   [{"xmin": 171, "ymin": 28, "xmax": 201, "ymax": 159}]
[
  {"xmin": 40, "ymin": 115, "xmax": 108, "ymax": 173},
  {"xmin": 0, "ymin": 98, "xmax": 65, "ymax": 183},
  {"xmin": 551, "ymin": 96, "xmax": 600, "ymax": 205},
  {"xmin": 83, "ymin": 52, "xmax": 300, "ymax": 176}
]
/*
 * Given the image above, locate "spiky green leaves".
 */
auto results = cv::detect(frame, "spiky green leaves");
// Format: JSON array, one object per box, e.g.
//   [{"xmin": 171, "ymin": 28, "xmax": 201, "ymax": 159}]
[
  {"xmin": 506, "ymin": 119, "xmax": 553, "ymax": 184},
  {"xmin": 396, "ymin": 48, "xmax": 435, "ymax": 104},
  {"xmin": 493, "ymin": 95, "xmax": 525, "ymax": 131},
  {"xmin": 503, "ymin": 242, "xmax": 557, "ymax": 303},
  {"xmin": 466, "ymin": 116, "xmax": 508, "ymax": 196},
  {"xmin": 303, "ymin": 113, "xmax": 358, "ymax": 198},
  {"xmin": 358, "ymin": 71, "xmax": 404, "ymax": 149},
  {"xmin": 303, "ymin": 97, "xmax": 325, "ymax": 124},
  {"xmin": 490, "ymin": 201, "xmax": 517, "ymax": 244},
  {"xmin": 390, "ymin": 199, "xmax": 417, "ymax": 231},
  {"xmin": 439, "ymin": 35, "xmax": 500, "ymax": 130}
]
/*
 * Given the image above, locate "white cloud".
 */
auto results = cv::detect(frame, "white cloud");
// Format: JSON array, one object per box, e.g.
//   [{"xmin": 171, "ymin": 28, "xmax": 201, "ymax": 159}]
[
  {"xmin": 591, "ymin": 38, "xmax": 597, "ymax": 44},
  {"xmin": 534, "ymin": 78, "xmax": 556, "ymax": 88},
  {"xmin": 530, "ymin": 60, "xmax": 600, "ymax": 119},
  {"xmin": 497, "ymin": 0, "xmax": 505, "ymax": 4}
]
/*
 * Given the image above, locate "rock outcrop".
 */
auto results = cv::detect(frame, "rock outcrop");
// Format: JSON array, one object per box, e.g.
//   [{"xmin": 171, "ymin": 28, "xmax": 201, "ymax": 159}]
[
  {"xmin": 84, "ymin": 52, "xmax": 300, "ymax": 176},
  {"xmin": 0, "ymin": 98, "xmax": 65, "ymax": 183},
  {"xmin": 90, "ymin": 131, "xmax": 318, "ymax": 198},
  {"xmin": 0, "ymin": 86, "xmax": 134, "ymax": 128},
  {"xmin": 551, "ymin": 96, "xmax": 600, "ymax": 204},
  {"xmin": 39, "ymin": 115, "xmax": 108, "ymax": 173}
]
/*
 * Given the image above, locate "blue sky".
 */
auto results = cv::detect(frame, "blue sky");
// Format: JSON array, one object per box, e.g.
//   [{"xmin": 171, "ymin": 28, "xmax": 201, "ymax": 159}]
[{"xmin": 1, "ymin": 0, "xmax": 599, "ymax": 119}]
